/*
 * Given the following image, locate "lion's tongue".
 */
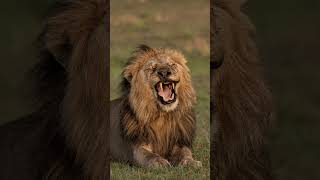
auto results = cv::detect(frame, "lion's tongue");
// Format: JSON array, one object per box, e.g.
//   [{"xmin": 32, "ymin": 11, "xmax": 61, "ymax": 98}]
[{"xmin": 158, "ymin": 84, "xmax": 173, "ymax": 101}]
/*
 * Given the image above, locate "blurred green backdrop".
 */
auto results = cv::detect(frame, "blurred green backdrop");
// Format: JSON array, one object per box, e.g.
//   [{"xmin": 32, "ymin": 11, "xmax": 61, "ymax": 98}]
[
  {"xmin": 0, "ymin": 0, "xmax": 49, "ymax": 124},
  {"xmin": 248, "ymin": 1, "xmax": 320, "ymax": 180},
  {"xmin": 0, "ymin": 0, "xmax": 319, "ymax": 179}
]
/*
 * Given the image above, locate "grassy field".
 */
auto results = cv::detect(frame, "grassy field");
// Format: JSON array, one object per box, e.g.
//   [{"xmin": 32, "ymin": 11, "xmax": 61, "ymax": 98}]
[{"xmin": 110, "ymin": 0, "xmax": 210, "ymax": 179}]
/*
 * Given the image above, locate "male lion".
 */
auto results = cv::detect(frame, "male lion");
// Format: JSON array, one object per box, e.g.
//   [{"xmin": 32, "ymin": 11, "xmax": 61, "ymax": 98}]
[
  {"xmin": 0, "ymin": 0, "xmax": 108, "ymax": 179},
  {"xmin": 211, "ymin": 0, "xmax": 273, "ymax": 179},
  {"xmin": 110, "ymin": 45, "xmax": 202, "ymax": 167}
]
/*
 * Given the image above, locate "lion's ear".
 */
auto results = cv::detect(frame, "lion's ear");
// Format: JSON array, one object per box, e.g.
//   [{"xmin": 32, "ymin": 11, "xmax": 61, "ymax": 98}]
[
  {"xmin": 122, "ymin": 67, "xmax": 133, "ymax": 82},
  {"xmin": 44, "ymin": 30, "xmax": 71, "ymax": 68},
  {"xmin": 137, "ymin": 44, "xmax": 153, "ymax": 52}
]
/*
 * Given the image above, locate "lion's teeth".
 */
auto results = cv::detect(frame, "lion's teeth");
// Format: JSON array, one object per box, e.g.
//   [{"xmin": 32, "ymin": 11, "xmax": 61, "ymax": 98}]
[
  {"xmin": 160, "ymin": 83, "xmax": 163, "ymax": 91},
  {"xmin": 172, "ymin": 83, "xmax": 175, "ymax": 89}
]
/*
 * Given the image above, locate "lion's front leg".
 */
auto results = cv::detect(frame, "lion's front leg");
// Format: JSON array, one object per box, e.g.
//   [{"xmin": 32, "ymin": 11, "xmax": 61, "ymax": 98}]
[
  {"xmin": 169, "ymin": 145, "xmax": 202, "ymax": 167},
  {"xmin": 132, "ymin": 144, "xmax": 171, "ymax": 168}
]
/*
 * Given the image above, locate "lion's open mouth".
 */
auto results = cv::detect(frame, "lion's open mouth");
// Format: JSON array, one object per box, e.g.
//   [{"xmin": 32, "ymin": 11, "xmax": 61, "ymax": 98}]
[{"xmin": 155, "ymin": 81, "xmax": 177, "ymax": 105}]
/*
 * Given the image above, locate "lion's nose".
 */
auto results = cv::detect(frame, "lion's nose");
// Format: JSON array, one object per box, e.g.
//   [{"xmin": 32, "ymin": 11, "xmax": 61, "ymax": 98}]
[{"xmin": 157, "ymin": 68, "xmax": 171, "ymax": 78}]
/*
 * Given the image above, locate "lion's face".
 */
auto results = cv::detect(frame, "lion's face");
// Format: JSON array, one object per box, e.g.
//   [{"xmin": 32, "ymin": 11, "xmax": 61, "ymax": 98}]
[
  {"xmin": 123, "ymin": 47, "xmax": 195, "ymax": 113},
  {"xmin": 141, "ymin": 55, "xmax": 182, "ymax": 111}
]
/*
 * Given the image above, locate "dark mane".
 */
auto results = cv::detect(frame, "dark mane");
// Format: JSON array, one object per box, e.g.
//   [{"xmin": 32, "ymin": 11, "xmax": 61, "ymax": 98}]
[
  {"xmin": 29, "ymin": 0, "xmax": 108, "ymax": 179},
  {"xmin": 212, "ymin": 0, "xmax": 273, "ymax": 179},
  {"xmin": 119, "ymin": 45, "xmax": 154, "ymax": 96}
]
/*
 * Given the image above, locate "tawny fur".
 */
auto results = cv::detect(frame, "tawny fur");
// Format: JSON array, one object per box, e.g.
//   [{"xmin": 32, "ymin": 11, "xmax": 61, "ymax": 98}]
[
  {"xmin": 110, "ymin": 46, "xmax": 201, "ymax": 167},
  {"xmin": 211, "ymin": 0, "xmax": 273, "ymax": 179}
]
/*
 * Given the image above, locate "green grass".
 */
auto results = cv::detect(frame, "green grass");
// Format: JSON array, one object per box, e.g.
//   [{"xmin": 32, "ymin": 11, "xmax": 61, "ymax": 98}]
[{"xmin": 110, "ymin": 0, "xmax": 209, "ymax": 179}]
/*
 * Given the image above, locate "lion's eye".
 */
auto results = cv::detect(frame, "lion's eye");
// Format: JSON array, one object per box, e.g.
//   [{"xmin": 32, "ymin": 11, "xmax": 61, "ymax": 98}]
[
  {"xmin": 170, "ymin": 63, "xmax": 177, "ymax": 69},
  {"xmin": 146, "ymin": 65, "xmax": 156, "ymax": 72},
  {"xmin": 151, "ymin": 65, "xmax": 157, "ymax": 71}
]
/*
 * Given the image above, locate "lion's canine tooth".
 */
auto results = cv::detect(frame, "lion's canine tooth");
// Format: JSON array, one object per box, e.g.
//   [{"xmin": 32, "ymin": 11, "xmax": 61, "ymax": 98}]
[
  {"xmin": 160, "ymin": 82, "xmax": 163, "ymax": 91},
  {"xmin": 173, "ymin": 83, "xmax": 175, "ymax": 89}
]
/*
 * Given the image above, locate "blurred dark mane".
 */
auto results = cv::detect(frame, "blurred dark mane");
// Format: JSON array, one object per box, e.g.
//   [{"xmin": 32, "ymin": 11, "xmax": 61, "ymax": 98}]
[
  {"xmin": 212, "ymin": 0, "xmax": 273, "ymax": 179},
  {"xmin": 30, "ymin": 0, "xmax": 108, "ymax": 179}
]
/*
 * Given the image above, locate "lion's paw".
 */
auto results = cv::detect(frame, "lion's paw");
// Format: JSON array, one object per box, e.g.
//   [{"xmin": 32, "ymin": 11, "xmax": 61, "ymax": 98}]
[
  {"xmin": 147, "ymin": 157, "xmax": 172, "ymax": 168},
  {"xmin": 179, "ymin": 158, "xmax": 202, "ymax": 167}
]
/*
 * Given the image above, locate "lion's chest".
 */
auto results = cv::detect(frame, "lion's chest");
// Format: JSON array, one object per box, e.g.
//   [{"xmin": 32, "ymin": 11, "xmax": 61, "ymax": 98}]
[{"xmin": 146, "ymin": 116, "xmax": 179, "ymax": 156}]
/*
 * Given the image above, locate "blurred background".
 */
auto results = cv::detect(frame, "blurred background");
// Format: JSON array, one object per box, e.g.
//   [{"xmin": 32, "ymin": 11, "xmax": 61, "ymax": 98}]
[
  {"xmin": 248, "ymin": 1, "xmax": 320, "ymax": 180},
  {"xmin": 0, "ymin": 0, "xmax": 319, "ymax": 179},
  {"xmin": 0, "ymin": 1, "xmax": 49, "ymax": 124}
]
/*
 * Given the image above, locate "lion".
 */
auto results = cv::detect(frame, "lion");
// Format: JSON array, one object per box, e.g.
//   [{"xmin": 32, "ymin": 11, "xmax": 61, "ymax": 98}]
[
  {"xmin": 211, "ymin": 0, "xmax": 273, "ymax": 179},
  {"xmin": 110, "ymin": 45, "xmax": 202, "ymax": 168},
  {"xmin": 0, "ymin": 0, "xmax": 109, "ymax": 179}
]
